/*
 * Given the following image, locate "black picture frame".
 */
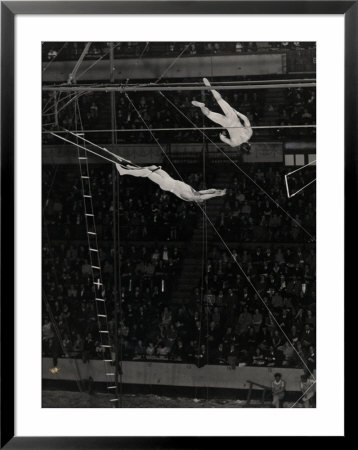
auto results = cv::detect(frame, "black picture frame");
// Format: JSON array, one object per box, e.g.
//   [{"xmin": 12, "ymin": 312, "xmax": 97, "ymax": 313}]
[{"xmin": 1, "ymin": 1, "xmax": 352, "ymax": 447}]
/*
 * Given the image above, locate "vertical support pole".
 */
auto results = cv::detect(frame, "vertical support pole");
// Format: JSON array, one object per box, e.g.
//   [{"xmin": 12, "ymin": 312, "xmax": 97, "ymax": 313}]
[
  {"xmin": 54, "ymin": 92, "xmax": 59, "ymax": 127},
  {"xmin": 109, "ymin": 42, "xmax": 121, "ymax": 407}
]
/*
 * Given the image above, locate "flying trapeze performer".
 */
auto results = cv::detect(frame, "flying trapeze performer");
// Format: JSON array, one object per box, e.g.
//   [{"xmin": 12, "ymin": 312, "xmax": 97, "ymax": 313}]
[
  {"xmin": 192, "ymin": 78, "xmax": 253, "ymax": 150},
  {"xmin": 116, "ymin": 163, "xmax": 226, "ymax": 203}
]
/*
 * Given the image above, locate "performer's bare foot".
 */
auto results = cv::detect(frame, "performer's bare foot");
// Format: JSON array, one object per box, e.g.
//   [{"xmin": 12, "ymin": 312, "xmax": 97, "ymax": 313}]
[
  {"xmin": 192, "ymin": 100, "xmax": 205, "ymax": 108},
  {"xmin": 116, "ymin": 163, "xmax": 126, "ymax": 174},
  {"xmin": 203, "ymin": 77, "xmax": 211, "ymax": 87},
  {"xmin": 192, "ymin": 101, "xmax": 210, "ymax": 116}
]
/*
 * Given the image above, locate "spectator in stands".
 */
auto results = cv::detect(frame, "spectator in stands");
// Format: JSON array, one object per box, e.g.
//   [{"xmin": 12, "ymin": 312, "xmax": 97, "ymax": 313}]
[
  {"xmin": 271, "ymin": 372, "xmax": 286, "ymax": 408},
  {"xmin": 300, "ymin": 373, "xmax": 316, "ymax": 408},
  {"xmin": 211, "ymin": 343, "xmax": 226, "ymax": 365},
  {"xmin": 42, "ymin": 160, "xmax": 315, "ymax": 370}
]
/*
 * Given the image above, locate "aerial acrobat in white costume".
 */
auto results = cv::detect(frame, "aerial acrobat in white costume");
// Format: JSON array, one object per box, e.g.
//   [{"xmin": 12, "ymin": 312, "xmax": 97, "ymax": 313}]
[
  {"xmin": 116, "ymin": 164, "xmax": 226, "ymax": 203},
  {"xmin": 192, "ymin": 78, "xmax": 253, "ymax": 150}
]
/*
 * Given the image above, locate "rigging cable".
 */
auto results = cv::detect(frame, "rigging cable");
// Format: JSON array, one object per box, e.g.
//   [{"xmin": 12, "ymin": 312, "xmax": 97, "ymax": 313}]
[
  {"xmin": 158, "ymin": 91, "xmax": 315, "ymax": 242},
  {"xmin": 126, "ymin": 94, "xmax": 315, "ymax": 381}
]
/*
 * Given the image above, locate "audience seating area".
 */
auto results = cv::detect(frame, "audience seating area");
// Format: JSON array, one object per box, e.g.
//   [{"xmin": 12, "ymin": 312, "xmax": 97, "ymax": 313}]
[{"xmin": 43, "ymin": 163, "xmax": 316, "ymax": 372}]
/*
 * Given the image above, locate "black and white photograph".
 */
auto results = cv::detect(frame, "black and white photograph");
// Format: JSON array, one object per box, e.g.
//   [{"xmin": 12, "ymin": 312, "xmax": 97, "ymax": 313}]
[{"xmin": 41, "ymin": 41, "xmax": 316, "ymax": 409}]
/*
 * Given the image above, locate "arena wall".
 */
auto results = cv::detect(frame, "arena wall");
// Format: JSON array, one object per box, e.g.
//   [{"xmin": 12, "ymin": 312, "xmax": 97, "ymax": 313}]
[{"xmin": 43, "ymin": 358, "xmax": 304, "ymax": 392}]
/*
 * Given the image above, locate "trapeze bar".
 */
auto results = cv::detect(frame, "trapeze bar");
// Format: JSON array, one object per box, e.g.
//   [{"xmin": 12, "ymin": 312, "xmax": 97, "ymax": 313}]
[
  {"xmin": 42, "ymin": 82, "xmax": 316, "ymax": 93},
  {"xmin": 286, "ymin": 159, "xmax": 317, "ymax": 176},
  {"xmin": 43, "ymin": 124, "xmax": 316, "ymax": 134}
]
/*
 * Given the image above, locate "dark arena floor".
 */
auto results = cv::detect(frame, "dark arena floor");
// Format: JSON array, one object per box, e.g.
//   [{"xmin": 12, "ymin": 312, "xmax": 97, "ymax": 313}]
[{"xmin": 42, "ymin": 389, "xmax": 302, "ymax": 408}]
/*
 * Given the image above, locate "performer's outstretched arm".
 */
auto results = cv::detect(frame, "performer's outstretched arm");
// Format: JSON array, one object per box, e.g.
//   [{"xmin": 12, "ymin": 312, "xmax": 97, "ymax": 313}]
[
  {"xmin": 235, "ymin": 110, "xmax": 251, "ymax": 128},
  {"xmin": 116, "ymin": 163, "xmax": 226, "ymax": 202},
  {"xmin": 219, "ymin": 133, "xmax": 235, "ymax": 147}
]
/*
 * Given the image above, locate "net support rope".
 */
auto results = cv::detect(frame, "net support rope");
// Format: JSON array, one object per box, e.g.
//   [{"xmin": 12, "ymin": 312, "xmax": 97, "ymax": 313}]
[{"xmin": 125, "ymin": 94, "xmax": 315, "ymax": 382}]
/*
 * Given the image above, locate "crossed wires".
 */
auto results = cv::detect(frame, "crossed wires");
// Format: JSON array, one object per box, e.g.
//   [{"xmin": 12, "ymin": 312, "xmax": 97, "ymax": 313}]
[{"xmin": 125, "ymin": 93, "xmax": 316, "ymax": 382}]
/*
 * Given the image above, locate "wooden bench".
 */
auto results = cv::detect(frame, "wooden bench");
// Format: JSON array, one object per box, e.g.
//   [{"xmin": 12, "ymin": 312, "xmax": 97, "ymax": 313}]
[{"xmin": 245, "ymin": 380, "xmax": 271, "ymax": 407}]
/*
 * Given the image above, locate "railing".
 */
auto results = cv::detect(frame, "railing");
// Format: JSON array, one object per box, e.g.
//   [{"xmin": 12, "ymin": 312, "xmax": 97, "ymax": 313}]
[{"xmin": 42, "ymin": 42, "xmax": 316, "ymax": 63}]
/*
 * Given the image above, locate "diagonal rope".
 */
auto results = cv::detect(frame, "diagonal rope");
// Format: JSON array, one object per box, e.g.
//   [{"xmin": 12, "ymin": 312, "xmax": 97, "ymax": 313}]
[
  {"xmin": 76, "ymin": 43, "xmax": 123, "ymax": 81},
  {"xmin": 154, "ymin": 43, "xmax": 192, "ymax": 84},
  {"xmin": 48, "ymin": 129, "xmax": 139, "ymax": 169},
  {"xmin": 126, "ymin": 95, "xmax": 315, "ymax": 379},
  {"xmin": 64, "ymin": 128, "xmax": 141, "ymax": 167},
  {"xmin": 49, "ymin": 131, "xmax": 120, "ymax": 164},
  {"xmin": 290, "ymin": 380, "xmax": 316, "ymax": 408},
  {"xmin": 125, "ymin": 95, "xmax": 182, "ymax": 178},
  {"xmin": 159, "ymin": 91, "xmax": 316, "ymax": 242},
  {"xmin": 43, "ymin": 88, "xmax": 94, "ymax": 115},
  {"xmin": 42, "ymin": 42, "xmax": 68, "ymax": 72},
  {"xmin": 42, "ymin": 91, "xmax": 89, "ymax": 117}
]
